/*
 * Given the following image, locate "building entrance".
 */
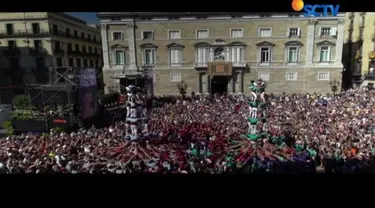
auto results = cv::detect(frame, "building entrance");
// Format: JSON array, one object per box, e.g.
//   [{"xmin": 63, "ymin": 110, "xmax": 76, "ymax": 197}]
[{"xmin": 211, "ymin": 76, "xmax": 228, "ymax": 94}]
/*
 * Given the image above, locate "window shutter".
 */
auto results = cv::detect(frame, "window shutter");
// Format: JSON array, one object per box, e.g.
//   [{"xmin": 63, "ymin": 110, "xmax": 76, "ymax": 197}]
[
  {"xmin": 231, "ymin": 48, "xmax": 236, "ymax": 62},
  {"xmin": 236, "ymin": 48, "xmax": 240, "ymax": 62},
  {"xmin": 330, "ymin": 27, "xmax": 337, "ymax": 36}
]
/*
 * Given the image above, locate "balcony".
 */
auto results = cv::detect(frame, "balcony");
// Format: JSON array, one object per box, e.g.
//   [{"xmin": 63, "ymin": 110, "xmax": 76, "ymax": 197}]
[
  {"xmin": 364, "ymin": 70, "xmax": 375, "ymax": 80},
  {"xmin": 195, "ymin": 61, "xmax": 246, "ymax": 68},
  {"xmin": 54, "ymin": 48, "xmax": 65, "ymax": 55},
  {"xmin": 368, "ymin": 51, "xmax": 375, "ymax": 59},
  {"xmin": 232, "ymin": 62, "xmax": 247, "ymax": 67},
  {"xmin": 195, "ymin": 62, "xmax": 208, "ymax": 68},
  {"xmin": 29, "ymin": 48, "xmax": 48, "ymax": 56},
  {"xmin": 50, "ymin": 30, "xmax": 101, "ymax": 44},
  {"xmin": 0, "ymin": 29, "xmax": 50, "ymax": 38},
  {"xmin": 4, "ymin": 48, "xmax": 21, "ymax": 57}
]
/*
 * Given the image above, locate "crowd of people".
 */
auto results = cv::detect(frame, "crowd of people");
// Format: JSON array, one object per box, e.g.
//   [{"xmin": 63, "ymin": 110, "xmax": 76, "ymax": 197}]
[{"xmin": 1, "ymin": 88, "xmax": 375, "ymax": 173}]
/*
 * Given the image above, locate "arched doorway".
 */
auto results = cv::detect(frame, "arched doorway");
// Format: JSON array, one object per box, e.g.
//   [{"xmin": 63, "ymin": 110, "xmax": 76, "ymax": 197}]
[{"xmin": 211, "ymin": 76, "xmax": 228, "ymax": 94}]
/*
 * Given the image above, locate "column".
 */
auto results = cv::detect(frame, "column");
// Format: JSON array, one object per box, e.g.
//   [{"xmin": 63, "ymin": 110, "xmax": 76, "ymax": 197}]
[
  {"xmin": 228, "ymin": 76, "xmax": 233, "ymax": 93},
  {"xmin": 197, "ymin": 73, "xmax": 202, "ymax": 93},
  {"xmin": 306, "ymin": 19, "xmax": 317, "ymax": 66},
  {"xmin": 207, "ymin": 75, "xmax": 211, "ymax": 93},
  {"xmin": 209, "ymin": 48, "xmax": 214, "ymax": 62},
  {"xmin": 335, "ymin": 19, "xmax": 345, "ymax": 66},
  {"xmin": 239, "ymin": 72, "xmax": 243, "ymax": 93},
  {"xmin": 127, "ymin": 23, "xmax": 138, "ymax": 71},
  {"xmin": 202, "ymin": 73, "xmax": 208, "ymax": 94},
  {"xmin": 100, "ymin": 24, "xmax": 110, "ymax": 68}
]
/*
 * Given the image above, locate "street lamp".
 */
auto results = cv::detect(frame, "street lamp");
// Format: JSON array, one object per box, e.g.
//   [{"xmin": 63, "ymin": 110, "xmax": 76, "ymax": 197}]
[{"xmin": 329, "ymin": 80, "xmax": 341, "ymax": 96}]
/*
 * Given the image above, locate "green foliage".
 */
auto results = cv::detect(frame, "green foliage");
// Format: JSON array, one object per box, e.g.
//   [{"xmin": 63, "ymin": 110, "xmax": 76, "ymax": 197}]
[
  {"xmin": 12, "ymin": 95, "xmax": 30, "ymax": 110},
  {"xmin": 53, "ymin": 127, "xmax": 63, "ymax": 133},
  {"xmin": 11, "ymin": 110, "xmax": 35, "ymax": 120},
  {"xmin": 2, "ymin": 121, "xmax": 14, "ymax": 135}
]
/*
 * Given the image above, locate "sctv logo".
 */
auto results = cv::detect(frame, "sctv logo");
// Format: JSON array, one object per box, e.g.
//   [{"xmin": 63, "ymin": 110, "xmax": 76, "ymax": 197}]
[{"xmin": 292, "ymin": 0, "xmax": 340, "ymax": 17}]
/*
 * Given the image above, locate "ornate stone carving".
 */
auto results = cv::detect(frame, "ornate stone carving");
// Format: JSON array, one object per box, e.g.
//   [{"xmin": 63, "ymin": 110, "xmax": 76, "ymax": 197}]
[
  {"xmin": 127, "ymin": 24, "xmax": 133, "ymax": 28},
  {"xmin": 100, "ymin": 24, "xmax": 107, "ymax": 29},
  {"xmin": 338, "ymin": 19, "xmax": 345, "ymax": 24},
  {"xmin": 213, "ymin": 48, "xmax": 225, "ymax": 61},
  {"xmin": 308, "ymin": 19, "xmax": 317, "ymax": 25}
]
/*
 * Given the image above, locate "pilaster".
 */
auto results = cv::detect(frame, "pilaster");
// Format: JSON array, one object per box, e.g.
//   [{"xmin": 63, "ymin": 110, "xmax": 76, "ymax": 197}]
[
  {"xmin": 127, "ymin": 23, "xmax": 138, "ymax": 71},
  {"xmin": 335, "ymin": 19, "xmax": 345, "ymax": 66},
  {"xmin": 306, "ymin": 19, "xmax": 317, "ymax": 66},
  {"xmin": 100, "ymin": 24, "xmax": 110, "ymax": 68}
]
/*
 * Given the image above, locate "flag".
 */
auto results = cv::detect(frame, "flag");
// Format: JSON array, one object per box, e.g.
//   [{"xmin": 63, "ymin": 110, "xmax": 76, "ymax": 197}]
[{"xmin": 234, "ymin": 104, "xmax": 241, "ymax": 112}]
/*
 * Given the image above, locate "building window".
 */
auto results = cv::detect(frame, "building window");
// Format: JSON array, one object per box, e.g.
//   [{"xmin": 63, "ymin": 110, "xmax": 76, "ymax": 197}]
[
  {"xmin": 170, "ymin": 73, "xmax": 181, "ymax": 82},
  {"xmin": 230, "ymin": 47, "xmax": 244, "ymax": 64},
  {"xmin": 143, "ymin": 49, "xmax": 155, "ymax": 65},
  {"xmin": 88, "ymin": 34, "xmax": 91, "ymax": 40},
  {"xmin": 95, "ymin": 60, "xmax": 99, "ymax": 68},
  {"xmin": 74, "ymin": 30, "xmax": 78, "ymax": 37},
  {"xmin": 56, "ymin": 57, "xmax": 63, "ymax": 67},
  {"xmin": 75, "ymin": 44, "xmax": 79, "ymax": 51},
  {"xmin": 259, "ymin": 73, "xmax": 270, "ymax": 81},
  {"xmin": 83, "ymin": 59, "xmax": 88, "ymax": 67},
  {"xmin": 68, "ymin": 58, "xmax": 74, "ymax": 66},
  {"xmin": 114, "ymin": 50, "xmax": 125, "ymax": 65},
  {"xmin": 82, "ymin": 45, "xmax": 86, "ymax": 53},
  {"xmin": 76, "ymin": 58, "xmax": 81, "ymax": 67},
  {"xmin": 142, "ymin": 31, "xmax": 154, "ymax": 40},
  {"xmin": 320, "ymin": 27, "xmax": 331, "ymax": 36},
  {"xmin": 112, "ymin": 32, "xmax": 123, "ymax": 40},
  {"xmin": 259, "ymin": 28, "xmax": 272, "ymax": 37},
  {"xmin": 89, "ymin": 59, "xmax": 94, "ymax": 67},
  {"xmin": 8, "ymin": 40, "xmax": 16, "ymax": 49},
  {"xmin": 285, "ymin": 72, "xmax": 298, "ymax": 81},
  {"xmin": 34, "ymin": 40, "xmax": 43, "ymax": 51},
  {"xmin": 170, "ymin": 49, "xmax": 182, "ymax": 66},
  {"xmin": 88, "ymin": 46, "xmax": 92, "ymax": 53},
  {"xmin": 287, "ymin": 47, "xmax": 299, "ymax": 63},
  {"xmin": 317, "ymin": 72, "xmax": 330, "ymax": 81},
  {"xmin": 197, "ymin": 29, "xmax": 209, "ymax": 39},
  {"xmin": 6, "ymin": 24, "xmax": 14, "ymax": 35},
  {"xmin": 288, "ymin": 28, "xmax": 300, "ymax": 37},
  {"xmin": 94, "ymin": 48, "xmax": 98, "ymax": 54},
  {"xmin": 52, "ymin": 24, "xmax": 58, "ymax": 33},
  {"xmin": 32, "ymin": 23, "xmax": 40, "ymax": 34},
  {"xmin": 260, "ymin": 47, "xmax": 271, "ymax": 63},
  {"xmin": 93, "ymin": 36, "xmax": 96, "ymax": 41},
  {"xmin": 319, "ymin": 46, "xmax": 331, "ymax": 62},
  {"xmin": 65, "ymin": 28, "xmax": 70, "ymax": 36},
  {"xmin": 169, "ymin": 30, "xmax": 181, "ymax": 39},
  {"xmin": 68, "ymin": 43, "xmax": 73, "ymax": 51},
  {"xmin": 81, "ymin": 32, "xmax": 85, "ymax": 39},
  {"xmin": 196, "ymin": 48, "xmax": 208, "ymax": 65},
  {"xmin": 231, "ymin": 29, "xmax": 243, "ymax": 38}
]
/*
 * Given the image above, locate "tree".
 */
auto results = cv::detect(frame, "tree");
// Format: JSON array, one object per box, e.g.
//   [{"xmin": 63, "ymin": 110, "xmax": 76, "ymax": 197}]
[{"xmin": 12, "ymin": 95, "xmax": 30, "ymax": 110}]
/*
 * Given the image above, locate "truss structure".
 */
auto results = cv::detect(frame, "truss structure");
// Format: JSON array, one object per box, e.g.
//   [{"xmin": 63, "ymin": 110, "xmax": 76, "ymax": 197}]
[{"xmin": 26, "ymin": 66, "xmax": 80, "ymax": 129}]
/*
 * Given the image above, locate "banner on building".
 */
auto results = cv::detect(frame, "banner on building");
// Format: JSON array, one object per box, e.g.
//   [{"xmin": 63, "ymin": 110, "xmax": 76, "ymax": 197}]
[
  {"xmin": 76, "ymin": 68, "xmax": 98, "ymax": 119},
  {"xmin": 208, "ymin": 62, "xmax": 233, "ymax": 76}
]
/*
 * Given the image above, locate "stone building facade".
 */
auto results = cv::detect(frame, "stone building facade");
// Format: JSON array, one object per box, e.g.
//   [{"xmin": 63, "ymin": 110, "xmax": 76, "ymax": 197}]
[
  {"xmin": 97, "ymin": 12, "xmax": 345, "ymax": 95},
  {"xmin": 343, "ymin": 12, "xmax": 375, "ymax": 88},
  {"xmin": 0, "ymin": 12, "xmax": 102, "ymax": 103}
]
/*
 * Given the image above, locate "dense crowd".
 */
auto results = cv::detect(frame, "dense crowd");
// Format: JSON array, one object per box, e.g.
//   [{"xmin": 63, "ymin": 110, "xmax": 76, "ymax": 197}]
[{"xmin": 1, "ymin": 89, "xmax": 375, "ymax": 173}]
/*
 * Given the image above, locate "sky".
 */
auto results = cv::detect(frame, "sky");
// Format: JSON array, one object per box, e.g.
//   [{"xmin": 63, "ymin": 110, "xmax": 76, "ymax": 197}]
[{"xmin": 66, "ymin": 12, "xmax": 99, "ymax": 24}]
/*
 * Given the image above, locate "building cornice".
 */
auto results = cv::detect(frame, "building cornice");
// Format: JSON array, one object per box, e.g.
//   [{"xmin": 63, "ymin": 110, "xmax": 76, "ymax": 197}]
[{"xmin": 97, "ymin": 12, "xmax": 346, "ymax": 21}]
